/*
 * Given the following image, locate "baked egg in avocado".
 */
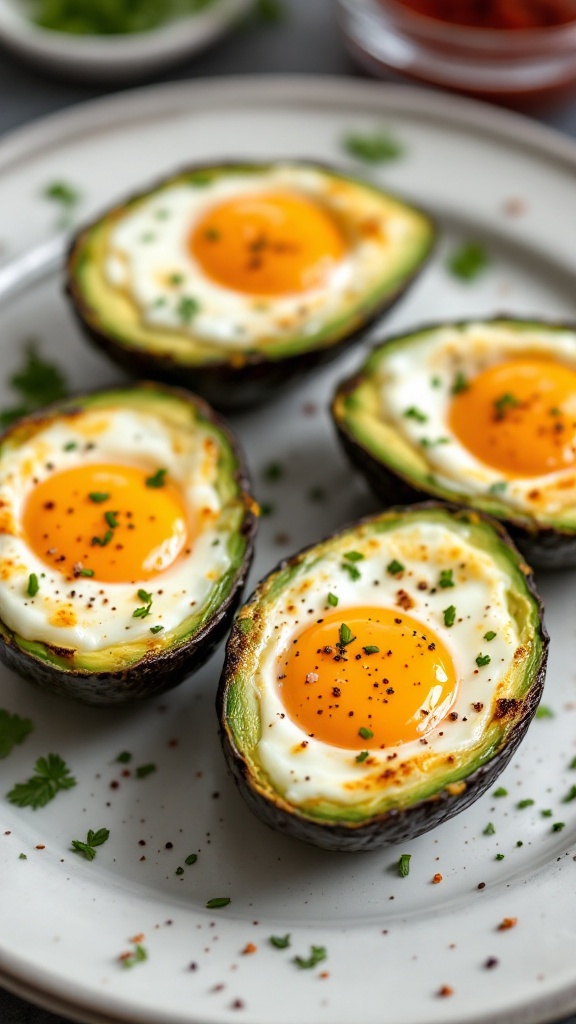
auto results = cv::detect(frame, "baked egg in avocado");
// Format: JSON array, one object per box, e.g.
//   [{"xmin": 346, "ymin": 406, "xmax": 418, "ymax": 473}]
[
  {"xmin": 0, "ymin": 383, "xmax": 256, "ymax": 705},
  {"xmin": 218, "ymin": 504, "xmax": 547, "ymax": 852},
  {"xmin": 66, "ymin": 162, "xmax": 435, "ymax": 410},
  {"xmin": 333, "ymin": 318, "xmax": 576, "ymax": 568}
]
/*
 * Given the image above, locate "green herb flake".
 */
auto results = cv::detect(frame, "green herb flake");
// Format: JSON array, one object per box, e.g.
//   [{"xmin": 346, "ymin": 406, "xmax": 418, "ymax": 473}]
[
  {"xmin": 177, "ymin": 295, "xmax": 200, "ymax": 322},
  {"xmin": 262, "ymin": 461, "xmax": 283, "ymax": 482},
  {"xmin": 569, "ymin": 757, "xmax": 576, "ymax": 770},
  {"xmin": 563, "ymin": 785, "xmax": 576, "ymax": 803},
  {"xmin": 71, "ymin": 827, "xmax": 110, "ymax": 861},
  {"xmin": 363, "ymin": 645, "xmax": 380, "ymax": 655},
  {"xmin": 259, "ymin": 502, "xmax": 274, "ymax": 517},
  {"xmin": 89, "ymin": 492, "xmax": 109, "ymax": 504},
  {"xmin": 78, "ymin": 568, "xmax": 95, "ymax": 577},
  {"xmin": 270, "ymin": 934, "xmax": 291, "ymax": 949},
  {"xmin": 484, "ymin": 631, "xmax": 497, "ymax": 641},
  {"xmin": 135, "ymin": 763, "xmax": 156, "ymax": 779},
  {"xmin": 446, "ymin": 241, "xmax": 489, "ymax": 281},
  {"xmin": 150, "ymin": 625, "xmax": 164, "ymax": 634},
  {"xmin": 7, "ymin": 754, "xmax": 76, "ymax": 809},
  {"xmin": 398, "ymin": 853, "xmax": 411, "ymax": 877},
  {"xmin": 63, "ymin": 441, "xmax": 77, "ymax": 451},
  {"xmin": 541, "ymin": 809, "xmax": 553, "ymax": 818},
  {"xmin": 42, "ymin": 180, "xmax": 81, "ymax": 228},
  {"xmin": 495, "ymin": 853, "xmax": 505, "ymax": 861},
  {"xmin": 169, "ymin": 272, "xmax": 184, "ymax": 285},
  {"xmin": 121, "ymin": 944, "xmax": 147, "ymax": 969},
  {"xmin": 355, "ymin": 750, "xmax": 369, "ymax": 763},
  {"xmin": 92, "ymin": 529, "xmax": 113, "ymax": 548},
  {"xmin": 386, "ymin": 559, "xmax": 405, "ymax": 575},
  {"xmin": 185, "ymin": 853, "xmax": 198, "ymax": 865},
  {"xmin": 343, "ymin": 551, "xmax": 364, "ymax": 563},
  {"xmin": 403, "ymin": 406, "xmax": 428, "ymax": 423},
  {"xmin": 145, "ymin": 468, "xmax": 167, "ymax": 489},
  {"xmin": 19, "ymin": 852, "xmax": 27, "ymax": 860},
  {"xmin": 341, "ymin": 562, "xmax": 361, "ymax": 581},
  {"xmin": 358, "ymin": 726, "xmax": 373, "ymax": 740},
  {"xmin": 175, "ymin": 866, "xmax": 184, "ymax": 876},
  {"xmin": 451, "ymin": 371, "xmax": 469, "ymax": 395},
  {"xmin": 116, "ymin": 751, "xmax": 132, "ymax": 764},
  {"xmin": 431, "ymin": 376, "xmax": 441, "ymax": 388},
  {"xmin": 493, "ymin": 786, "xmax": 508, "ymax": 798},
  {"xmin": 488, "ymin": 481, "xmax": 508, "ymax": 495},
  {"xmin": 484, "ymin": 822, "xmax": 496, "ymax": 836},
  {"xmin": 494, "ymin": 392, "xmax": 520, "ymax": 420},
  {"xmin": 293, "ymin": 945, "xmax": 327, "ymax": 969},
  {"xmin": 343, "ymin": 129, "xmax": 403, "ymax": 164},
  {"xmin": 552, "ymin": 822, "xmax": 566, "ymax": 832},
  {"xmin": 339, "ymin": 623, "xmax": 356, "ymax": 647},
  {"xmin": 476, "ymin": 653, "xmax": 491, "ymax": 667},
  {"xmin": 104, "ymin": 510, "xmax": 119, "ymax": 529},
  {"xmin": 0, "ymin": 709, "xmax": 34, "ymax": 759},
  {"xmin": 27, "ymin": 573, "xmax": 39, "ymax": 598},
  {"xmin": 517, "ymin": 798, "xmax": 535, "ymax": 809},
  {"xmin": 1, "ymin": 343, "xmax": 68, "ymax": 425},
  {"xmin": 133, "ymin": 602, "xmax": 152, "ymax": 619},
  {"xmin": 536, "ymin": 705, "xmax": 554, "ymax": 719},
  {"xmin": 206, "ymin": 897, "xmax": 231, "ymax": 909},
  {"xmin": 443, "ymin": 605, "xmax": 456, "ymax": 627},
  {"xmin": 516, "ymin": 840, "xmax": 523, "ymax": 847},
  {"xmin": 327, "ymin": 592, "xmax": 339, "ymax": 607},
  {"xmin": 439, "ymin": 569, "xmax": 454, "ymax": 589}
]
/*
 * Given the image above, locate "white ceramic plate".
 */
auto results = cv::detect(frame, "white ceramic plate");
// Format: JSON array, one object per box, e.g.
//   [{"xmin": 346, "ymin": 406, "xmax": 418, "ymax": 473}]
[
  {"xmin": 1, "ymin": 77, "xmax": 576, "ymax": 1024},
  {"xmin": 0, "ymin": 0, "xmax": 251, "ymax": 83}
]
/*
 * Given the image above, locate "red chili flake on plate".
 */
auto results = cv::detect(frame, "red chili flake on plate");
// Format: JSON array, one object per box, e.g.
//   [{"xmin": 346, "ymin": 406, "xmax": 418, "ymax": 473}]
[
  {"xmin": 35, "ymin": 845, "xmax": 45, "ymax": 850},
  {"xmin": 437, "ymin": 985, "xmax": 454, "ymax": 997},
  {"xmin": 242, "ymin": 943, "xmax": 257, "ymax": 955},
  {"xmin": 498, "ymin": 917, "xmax": 518, "ymax": 931},
  {"xmin": 432, "ymin": 873, "xmax": 443, "ymax": 884},
  {"xmin": 129, "ymin": 933, "xmax": 144, "ymax": 943}
]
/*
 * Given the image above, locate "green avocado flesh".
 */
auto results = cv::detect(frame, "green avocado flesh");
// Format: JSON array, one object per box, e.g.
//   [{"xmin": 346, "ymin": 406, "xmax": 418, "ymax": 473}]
[
  {"xmin": 0, "ymin": 384, "xmax": 255, "ymax": 703},
  {"xmin": 66, "ymin": 163, "xmax": 435, "ymax": 368},
  {"xmin": 333, "ymin": 319, "xmax": 576, "ymax": 536},
  {"xmin": 219, "ymin": 505, "xmax": 546, "ymax": 849}
]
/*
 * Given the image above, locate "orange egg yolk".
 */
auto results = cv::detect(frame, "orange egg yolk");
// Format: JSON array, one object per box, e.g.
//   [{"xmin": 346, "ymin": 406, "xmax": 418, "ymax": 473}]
[
  {"xmin": 23, "ymin": 463, "xmax": 190, "ymax": 584},
  {"xmin": 450, "ymin": 358, "xmax": 576, "ymax": 478},
  {"xmin": 278, "ymin": 607, "xmax": 457, "ymax": 749},
  {"xmin": 190, "ymin": 190, "xmax": 347, "ymax": 296}
]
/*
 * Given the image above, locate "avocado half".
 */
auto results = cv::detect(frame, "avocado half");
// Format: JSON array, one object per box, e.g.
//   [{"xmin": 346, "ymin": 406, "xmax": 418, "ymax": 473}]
[
  {"xmin": 65, "ymin": 162, "xmax": 436, "ymax": 411},
  {"xmin": 0, "ymin": 384, "xmax": 257, "ymax": 706},
  {"xmin": 332, "ymin": 318, "xmax": 576, "ymax": 569},
  {"xmin": 218, "ymin": 504, "xmax": 547, "ymax": 852}
]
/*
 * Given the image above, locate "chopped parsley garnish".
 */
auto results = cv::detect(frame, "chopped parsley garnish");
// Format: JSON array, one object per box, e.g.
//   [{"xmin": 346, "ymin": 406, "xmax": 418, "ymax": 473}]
[
  {"xmin": 535, "ymin": 705, "xmax": 554, "ymax": 718},
  {"xmin": 327, "ymin": 592, "xmax": 339, "ymax": 607},
  {"xmin": 293, "ymin": 945, "xmax": 327, "ymax": 969},
  {"xmin": 343, "ymin": 551, "xmax": 364, "ymax": 562},
  {"xmin": 343, "ymin": 128, "xmax": 403, "ymax": 164},
  {"xmin": 356, "ymin": 750, "xmax": 369, "ymax": 763},
  {"xmin": 420, "ymin": 436, "xmax": 450, "ymax": 448},
  {"xmin": 488, "ymin": 481, "xmax": 507, "ymax": 495},
  {"xmin": 177, "ymin": 295, "xmax": 200, "ymax": 322},
  {"xmin": 185, "ymin": 853, "xmax": 198, "ymax": 865},
  {"xmin": 42, "ymin": 180, "xmax": 81, "ymax": 228},
  {"xmin": 563, "ymin": 784, "xmax": 576, "ymax": 803},
  {"xmin": 552, "ymin": 822, "xmax": 565, "ymax": 832},
  {"xmin": 0, "ymin": 709, "xmax": 33, "ymax": 759},
  {"xmin": 386, "ymin": 559, "xmax": 404, "ymax": 575},
  {"xmin": 116, "ymin": 751, "xmax": 132, "ymax": 763},
  {"xmin": 63, "ymin": 441, "xmax": 77, "ymax": 451},
  {"xmin": 145, "ymin": 468, "xmax": 167, "ymax": 489},
  {"xmin": 206, "ymin": 897, "xmax": 231, "ymax": 909},
  {"xmin": 19, "ymin": 853, "xmax": 27, "ymax": 860},
  {"xmin": 541, "ymin": 809, "xmax": 553, "ymax": 818},
  {"xmin": 484, "ymin": 822, "xmax": 496, "ymax": 835},
  {"xmin": 403, "ymin": 406, "xmax": 428, "ymax": 423},
  {"xmin": 92, "ymin": 529, "xmax": 113, "ymax": 547},
  {"xmin": 494, "ymin": 392, "xmax": 520, "ymax": 419},
  {"xmin": 358, "ymin": 726, "xmax": 373, "ymax": 740},
  {"xmin": 0, "ymin": 343, "xmax": 68, "ymax": 427},
  {"xmin": 570, "ymin": 756, "xmax": 576, "ymax": 770},
  {"xmin": 431, "ymin": 376, "xmax": 441, "ymax": 388},
  {"xmin": 150, "ymin": 625, "xmax": 164, "ymax": 634},
  {"xmin": 138, "ymin": 588, "xmax": 152, "ymax": 604},
  {"xmin": 135, "ymin": 763, "xmax": 156, "ymax": 779},
  {"xmin": 89, "ymin": 491, "xmax": 109, "ymax": 503},
  {"xmin": 104, "ymin": 510, "xmax": 119, "ymax": 529},
  {"xmin": 7, "ymin": 754, "xmax": 76, "ymax": 809},
  {"xmin": 446, "ymin": 241, "xmax": 489, "ymax": 281},
  {"xmin": 78, "ymin": 568, "xmax": 94, "ymax": 577},
  {"xmin": 270, "ymin": 934, "xmax": 291, "ymax": 949},
  {"xmin": 339, "ymin": 623, "xmax": 356, "ymax": 647},
  {"xmin": 484, "ymin": 631, "xmax": 497, "ymax": 641},
  {"xmin": 169, "ymin": 272, "xmax": 184, "ymax": 285},
  {"xmin": 476, "ymin": 653, "xmax": 491, "ymax": 667},
  {"xmin": 341, "ymin": 562, "xmax": 361, "ymax": 581},
  {"xmin": 495, "ymin": 853, "xmax": 505, "ymax": 860},
  {"xmin": 493, "ymin": 786, "xmax": 508, "ymax": 797},
  {"xmin": 363, "ymin": 645, "xmax": 380, "ymax": 655},
  {"xmin": 175, "ymin": 866, "xmax": 184, "ymax": 876},
  {"xmin": 262, "ymin": 461, "xmax": 284, "ymax": 482},
  {"xmin": 439, "ymin": 569, "xmax": 454, "ymax": 589},
  {"xmin": 517, "ymin": 798, "xmax": 535, "ymax": 809},
  {"xmin": 27, "ymin": 573, "xmax": 39, "ymax": 597},
  {"xmin": 443, "ymin": 605, "xmax": 456, "ymax": 627},
  {"xmin": 398, "ymin": 853, "xmax": 411, "ymax": 877},
  {"xmin": 259, "ymin": 502, "xmax": 274, "ymax": 517},
  {"xmin": 121, "ymin": 944, "xmax": 147, "ymax": 969},
  {"xmin": 71, "ymin": 827, "xmax": 110, "ymax": 861},
  {"xmin": 451, "ymin": 371, "xmax": 469, "ymax": 395}
]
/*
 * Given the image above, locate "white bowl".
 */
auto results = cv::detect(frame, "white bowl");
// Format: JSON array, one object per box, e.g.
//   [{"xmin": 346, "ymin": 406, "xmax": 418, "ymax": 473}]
[{"xmin": 0, "ymin": 0, "xmax": 252, "ymax": 82}]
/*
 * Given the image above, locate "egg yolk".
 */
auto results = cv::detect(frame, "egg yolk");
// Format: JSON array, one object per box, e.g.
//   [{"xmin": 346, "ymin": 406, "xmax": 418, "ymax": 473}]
[
  {"xmin": 23, "ymin": 463, "xmax": 190, "ymax": 583},
  {"xmin": 278, "ymin": 607, "xmax": 457, "ymax": 749},
  {"xmin": 449, "ymin": 358, "xmax": 576, "ymax": 478},
  {"xmin": 190, "ymin": 190, "xmax": 347, "ymax": 296}
]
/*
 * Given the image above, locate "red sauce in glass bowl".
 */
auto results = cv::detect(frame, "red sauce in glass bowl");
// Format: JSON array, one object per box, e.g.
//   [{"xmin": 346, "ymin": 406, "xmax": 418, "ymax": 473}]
[{"xmin": 393, "ymin": 0, "xmax": 576, "ymax": 29}]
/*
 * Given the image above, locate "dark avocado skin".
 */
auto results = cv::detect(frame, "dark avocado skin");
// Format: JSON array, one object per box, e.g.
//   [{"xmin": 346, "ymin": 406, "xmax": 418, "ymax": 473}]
[
  {"xmin": 65, "ymin": 161, "xmax": 436, "ymax": 413},
  {"xmin": 0, "ymin": 384, "xmax": 258, "ymax": 706},
  {"xmin": 217, "ymin": 503, "xmax": 548, "ymax": 852},
  {"xmin": 332, "ymin": 318, "xmax": 576, "ymax": 570}
]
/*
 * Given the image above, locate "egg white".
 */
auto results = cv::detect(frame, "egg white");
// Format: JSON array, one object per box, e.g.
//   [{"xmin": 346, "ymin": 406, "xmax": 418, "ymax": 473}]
[
  {"xmin": 104, "ymin": 164, "xmax": 417, "ymax": 351},
  {"xmin": 254, "ymin": 520, "xmax": 521, "ymax": 808},
  {"xmin": 0, "ymin": 408, "xmax": 232, "ymax": 651},
  {"xmin": 379, "ymin": 321, "xmax": 576, "ymax": 516}
]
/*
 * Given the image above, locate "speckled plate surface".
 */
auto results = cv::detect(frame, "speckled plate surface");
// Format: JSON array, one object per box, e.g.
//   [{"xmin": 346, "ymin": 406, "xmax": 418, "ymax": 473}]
[{"xmin": 1, "ymin": 77, "xmax": 576, "ymax": 1024}]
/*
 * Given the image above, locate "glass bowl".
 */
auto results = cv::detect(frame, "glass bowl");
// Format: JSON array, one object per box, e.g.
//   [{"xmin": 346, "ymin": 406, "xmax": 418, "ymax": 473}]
[{"xmin": 337, "ymin": 0, "xmax": 576, "ymax": 109}]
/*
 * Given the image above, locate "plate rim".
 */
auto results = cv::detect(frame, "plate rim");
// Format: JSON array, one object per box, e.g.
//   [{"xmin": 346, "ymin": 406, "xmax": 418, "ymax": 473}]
[{"xmin": 1, "ymin": 73, "xmax": 576, "ymax": 1024}]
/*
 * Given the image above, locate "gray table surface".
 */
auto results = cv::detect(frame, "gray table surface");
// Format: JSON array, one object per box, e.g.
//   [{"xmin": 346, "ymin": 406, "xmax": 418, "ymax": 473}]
[{"xmin": 1, "ymin": 1, "xmax": 576, "ymax": 1021}]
